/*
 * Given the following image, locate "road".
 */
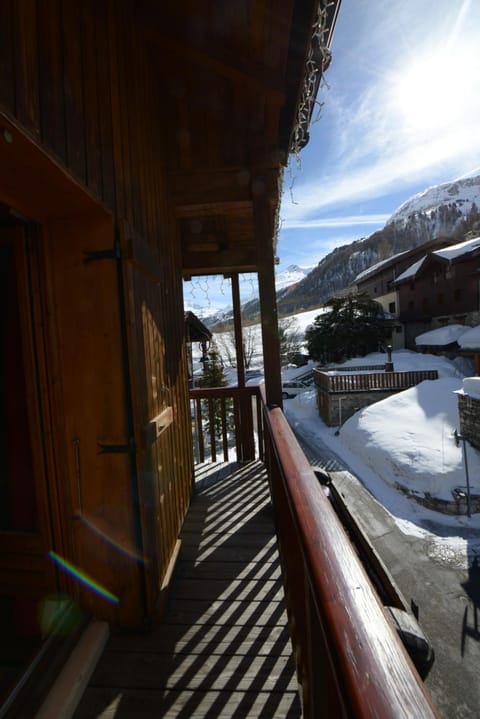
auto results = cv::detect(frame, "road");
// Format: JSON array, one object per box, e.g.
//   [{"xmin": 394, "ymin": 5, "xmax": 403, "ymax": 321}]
[{"xmin": 292, "ymin": 426, "xmax": 480, "ymax": 719}]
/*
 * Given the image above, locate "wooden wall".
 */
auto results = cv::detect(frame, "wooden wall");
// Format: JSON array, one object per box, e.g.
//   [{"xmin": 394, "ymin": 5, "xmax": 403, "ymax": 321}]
[{"xmin": 0, "ymin": 0, "xmax": 193, "ymax": 625}]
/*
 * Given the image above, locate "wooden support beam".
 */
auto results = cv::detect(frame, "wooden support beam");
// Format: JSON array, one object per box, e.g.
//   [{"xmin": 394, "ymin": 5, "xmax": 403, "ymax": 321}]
[
  {"xmin": 170, "ymin": 169, "xmax": 277, "ymax": 211},
  {"xmin": 231, "ymin": 273, "xmax": 245, "ymax": 388},
  {"xmin": 252, "ymin": 179, "xmax": 282, "ymax": 409}
]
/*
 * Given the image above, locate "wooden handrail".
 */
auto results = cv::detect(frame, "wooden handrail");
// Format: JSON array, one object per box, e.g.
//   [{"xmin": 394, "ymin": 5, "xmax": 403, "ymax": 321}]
[{"xmin": 262, "ymin": 401, "xmax": 440, "ymax": 718}]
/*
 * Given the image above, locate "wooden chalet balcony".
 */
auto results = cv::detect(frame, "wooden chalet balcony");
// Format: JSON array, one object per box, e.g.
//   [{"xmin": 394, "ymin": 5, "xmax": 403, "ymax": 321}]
[{"xmin": 73, "ymin": 385, "xmax": 439, "ymax": 719}]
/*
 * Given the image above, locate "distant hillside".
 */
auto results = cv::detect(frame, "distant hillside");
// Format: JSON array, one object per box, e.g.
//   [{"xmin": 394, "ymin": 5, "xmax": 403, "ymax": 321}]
[
  {"xmin": 277, "ymin": 174, "xmax": 480, "ymax": 316},
  {"xmin": 205, "ymin": 174, "xmax": 480, "ymax": 329},
  {"xmin": 204, "ymin": 264, "xmax": 312, "ymax": 328}
]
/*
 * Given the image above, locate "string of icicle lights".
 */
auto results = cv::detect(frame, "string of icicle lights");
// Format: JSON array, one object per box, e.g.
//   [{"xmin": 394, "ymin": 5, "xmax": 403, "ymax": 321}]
[{"xmin": 289, "ymin": 1, "xmax": 334, "ymax": 158}]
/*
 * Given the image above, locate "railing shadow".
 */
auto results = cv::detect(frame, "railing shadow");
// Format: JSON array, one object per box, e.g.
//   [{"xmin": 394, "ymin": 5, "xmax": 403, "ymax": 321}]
[{"xmin": 73, "ymin": 460, "xmax": 300, "ymax": 719}]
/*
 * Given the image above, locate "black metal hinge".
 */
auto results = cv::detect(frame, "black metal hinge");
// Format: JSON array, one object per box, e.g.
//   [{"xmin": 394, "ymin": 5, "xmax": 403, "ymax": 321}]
[
  {"xmin": 97, "ymin": 437, "xmax": 135, "ymax": 455},
  {"xmin": 83, "ymin": 234, "xmax": 121, "ymax": 264}
]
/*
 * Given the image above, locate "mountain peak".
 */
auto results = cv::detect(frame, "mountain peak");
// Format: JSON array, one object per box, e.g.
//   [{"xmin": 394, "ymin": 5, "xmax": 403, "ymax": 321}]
[{"xmin": 388, "ymin": 174, "xmax": 480, "ymax": 227}]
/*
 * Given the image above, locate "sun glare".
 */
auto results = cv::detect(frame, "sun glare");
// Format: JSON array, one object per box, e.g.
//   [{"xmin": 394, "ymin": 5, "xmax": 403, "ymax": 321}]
[{"xmin": 391, "ymin": 48, "xmax": 472, "ymax": 135}]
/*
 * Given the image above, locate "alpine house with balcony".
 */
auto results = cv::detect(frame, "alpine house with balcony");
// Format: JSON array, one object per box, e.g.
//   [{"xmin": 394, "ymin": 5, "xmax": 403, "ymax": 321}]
[{"xmin": 0, "ymin": 1, "xmax": 439, "ymax": 717}]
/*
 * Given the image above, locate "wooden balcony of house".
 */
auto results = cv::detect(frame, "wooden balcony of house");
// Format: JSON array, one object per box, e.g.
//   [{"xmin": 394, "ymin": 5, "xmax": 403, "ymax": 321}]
[
  {"xmin": 313, "ymin": 367, "xmax": 440, "ymax": 426},
  {"xmin": 314, "ymin": 367, "xmax": 439, "ymax": 394},
  {"xmin": 70, "ymin": 386, "xmax": 439, "ymax": 719}
]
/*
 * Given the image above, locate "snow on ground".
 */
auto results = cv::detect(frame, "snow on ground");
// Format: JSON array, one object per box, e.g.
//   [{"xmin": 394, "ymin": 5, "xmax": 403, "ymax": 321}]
[
  {"xmin": 458, "ymin": 324, "xmax": 480, "ymax": 349},
  {"xmin": 415, "ymin": 324, "xmax": 470, "ymax": 346},
  {"xmin": 284, "ymin": 350, "xmax": 480, "ymax": 567},
  {"xmin": 415, "ymin": 323, "xmax": 480, "ymax": 348}
]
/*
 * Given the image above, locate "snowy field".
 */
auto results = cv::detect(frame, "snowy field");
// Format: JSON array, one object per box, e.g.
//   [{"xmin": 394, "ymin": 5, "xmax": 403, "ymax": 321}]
[{"xmin": 284, "ymin": 349, "xmax": 480, "ymax": 567}]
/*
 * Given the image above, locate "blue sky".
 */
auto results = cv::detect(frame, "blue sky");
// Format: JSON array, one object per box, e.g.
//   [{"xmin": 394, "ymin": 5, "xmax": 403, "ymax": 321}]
[
  {"xmin": 185, "ymin": 0, "xmax": 480, "ymax": 311},
  {"xmin": 278, "ymin": 0, "xmax": 480, "ymax": 270}
]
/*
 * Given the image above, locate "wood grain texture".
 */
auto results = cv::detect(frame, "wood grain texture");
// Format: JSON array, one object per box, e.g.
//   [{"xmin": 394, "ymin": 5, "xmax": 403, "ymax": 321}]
[{"xmin": 73, "ymin": 461, "xmax": 301, "ymax": 719}]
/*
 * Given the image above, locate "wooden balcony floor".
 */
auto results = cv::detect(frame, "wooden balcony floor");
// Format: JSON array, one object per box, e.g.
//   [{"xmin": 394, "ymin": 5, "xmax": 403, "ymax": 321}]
[{"xmin": 73, "ymin": 460, "xmax": 301, "ymax": 718}]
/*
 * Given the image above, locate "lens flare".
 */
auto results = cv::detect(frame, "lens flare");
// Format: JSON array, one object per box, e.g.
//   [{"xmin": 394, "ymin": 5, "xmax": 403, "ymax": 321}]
[
  {"xmin": 48, "ymin": 551, "xmax": 120, "ymax": 605},
  {"xmin": 76, "ymin": 513, "xmax": 149, "ymax": 565}
]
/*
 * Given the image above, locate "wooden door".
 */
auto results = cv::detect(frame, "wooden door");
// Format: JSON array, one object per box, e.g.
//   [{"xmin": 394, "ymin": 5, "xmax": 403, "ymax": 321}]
[{"xmin": 0, "ymin": 222, "xmax": 58, "ymax": 699}]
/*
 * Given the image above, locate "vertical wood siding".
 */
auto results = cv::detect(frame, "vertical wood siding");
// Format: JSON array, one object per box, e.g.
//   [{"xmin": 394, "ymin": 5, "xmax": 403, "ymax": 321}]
[{"xmin": 0, "ymin": 0, "xmax": 193, "ymax": 625}]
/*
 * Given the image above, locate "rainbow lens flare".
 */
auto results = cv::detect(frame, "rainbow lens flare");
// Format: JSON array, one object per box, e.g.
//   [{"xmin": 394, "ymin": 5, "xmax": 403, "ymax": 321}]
[{"xmin": 48, "ymin": 551, "xmax": 120, "ymax": 605}]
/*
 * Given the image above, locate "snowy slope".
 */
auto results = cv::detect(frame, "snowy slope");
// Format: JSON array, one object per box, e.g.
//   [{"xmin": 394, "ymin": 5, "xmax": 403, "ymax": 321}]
[{"xmin": 389, "ymin": 175, "xmax": 480, "ymax": 228}]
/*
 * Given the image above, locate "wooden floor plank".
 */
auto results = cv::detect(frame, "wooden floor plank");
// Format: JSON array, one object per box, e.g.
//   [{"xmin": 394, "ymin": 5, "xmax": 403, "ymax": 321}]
[
  {"xmin": 73, "ymin": 461, "xmax": 301, "ymax": 719},
  {"xmin": 75, "ymin": 687, "xmax": 301, "ymax": 718},
  {"xmin": 107, "ymin": 622, "xmax": 291, "ymax": 654}
]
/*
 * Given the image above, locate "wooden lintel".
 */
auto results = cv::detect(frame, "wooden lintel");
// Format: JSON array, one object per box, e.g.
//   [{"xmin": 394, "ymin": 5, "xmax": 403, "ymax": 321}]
[
  {"xmin": 183, "ymin": 245, "xmax": 256, "ymax": 268},
  {"xmin": 170, "ymin": 168, "xmax": 279, "ymax": 211},
  {"xmin": 182, "ymin": 263, "xmax": 257, "ymax": 278},
  {"xmin": 175, "ymin": 200, "xmax": 252, "ymax": 219}
]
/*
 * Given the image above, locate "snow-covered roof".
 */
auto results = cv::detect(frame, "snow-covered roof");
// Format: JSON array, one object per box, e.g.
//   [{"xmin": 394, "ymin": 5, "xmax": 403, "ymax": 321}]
[
  {"xmin": 432, "ymin": 235, "xmax": 480, "ymax": 262},
  {"xmin": 354, "ymin": 249, "xmax": 408, "ymax": 283},
  {"xmin": 393, "ymin": 236, "xmax": 480, "ymax": 285},
  {"xmin": 415, "ymin": 324, "xmax": 480, "ymax": 349},
  {"xmin": 415, "ymin": 324, "xmax": 468, "ymax": 347},
  {"xmin": 457, "ymin": 324, "xmax": 480, "ymax": 350},
  {"xmin": 394, "ymin": 256, "xmax": 427, "ymax": 283},
  {"xmin": 461, "ymin": 377, "xmax": 480, "ymax": 399}
]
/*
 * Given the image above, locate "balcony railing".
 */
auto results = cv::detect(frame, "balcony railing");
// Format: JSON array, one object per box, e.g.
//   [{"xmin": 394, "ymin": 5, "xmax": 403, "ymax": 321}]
[
  {"xmin": 314, "ymin": 368, "xmax": 438, "ymax": 393},
  {"xmin": 261, "ymin": 395, "xmax": 439, "ymax": 718},
  {"xmin": 189, "ymin": 386, "xmax": 263, "ymax": 463},
  {"xmin": 190, "ymin": 384, "xmax": 439, "ymax": 717}
]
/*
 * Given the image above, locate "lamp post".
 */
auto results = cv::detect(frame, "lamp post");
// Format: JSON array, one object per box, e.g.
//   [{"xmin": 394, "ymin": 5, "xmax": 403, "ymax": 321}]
[
  {"xmin": 385, "ymin": 344, "xmax": 394, "ymax": 372},
  {"xmin": 454, "ymin": 429, "xmax": 472, "ymax": 518}
]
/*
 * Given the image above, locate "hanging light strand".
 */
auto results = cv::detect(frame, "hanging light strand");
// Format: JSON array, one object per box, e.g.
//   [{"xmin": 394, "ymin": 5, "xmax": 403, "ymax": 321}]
[{"xmin": 289, "ymin": 1, "xmax": 334, "ymax": 159}]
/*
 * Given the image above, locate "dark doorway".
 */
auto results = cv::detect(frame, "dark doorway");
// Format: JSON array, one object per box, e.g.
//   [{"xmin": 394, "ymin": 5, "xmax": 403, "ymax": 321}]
[{"xmin": 0, "ymin": 217, "xmax": 58, "ymax": 706}]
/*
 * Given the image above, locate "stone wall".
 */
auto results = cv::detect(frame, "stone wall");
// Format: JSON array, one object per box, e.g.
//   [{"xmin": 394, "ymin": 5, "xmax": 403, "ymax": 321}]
[
  {"xmin": 458, "ymin": 394, "xmax": 480, "ymax": 450},
  {"xmin": 318, "ymin": 388, "xmax": 397, "ymax": 427}
]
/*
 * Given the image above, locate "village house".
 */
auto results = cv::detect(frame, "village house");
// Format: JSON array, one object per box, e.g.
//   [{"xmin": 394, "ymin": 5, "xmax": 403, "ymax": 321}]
[
  {"xmin": 353, "ymin": 238, "xmax": 452, "ymax": 349},
  {"xmin": 393, "ymin": 235, "xmax": 480, "ymax": 348}
]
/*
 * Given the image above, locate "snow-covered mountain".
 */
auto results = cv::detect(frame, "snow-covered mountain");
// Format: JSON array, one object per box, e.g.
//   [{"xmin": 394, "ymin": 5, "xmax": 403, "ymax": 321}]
[
  {"xmin": 275, "ymin": 264, "xmax": 313, "ymax": 291},
  {"xmin": 189, "ymin": 265, "xmax": 313, "ymax": 327},
  {"xmin": 389, "ymin": 175, "xmax": 480, "ymax": 228},
  {"xmin": 277, "ymin": 174, "xmax": 480, "ymax": 315},
  {"xmin": 187, "ymin": 174, "xmax": 480, "ymax": 325}
]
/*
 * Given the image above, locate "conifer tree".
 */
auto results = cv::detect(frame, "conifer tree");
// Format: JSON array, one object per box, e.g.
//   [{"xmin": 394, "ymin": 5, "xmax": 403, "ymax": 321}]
[
  {"xmin": 198, "ymin": 340, "xmax": 230, "ymax": 440},
  {"xmin": 305, "ymin": 293, "xmax": 391, "ymax": 364}
]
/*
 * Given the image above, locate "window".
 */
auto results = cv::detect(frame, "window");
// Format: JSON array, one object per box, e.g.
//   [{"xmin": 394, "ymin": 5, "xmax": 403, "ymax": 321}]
[{"xmin": 389, "ymin": 301, "xmax": 396, "ymax": 313}]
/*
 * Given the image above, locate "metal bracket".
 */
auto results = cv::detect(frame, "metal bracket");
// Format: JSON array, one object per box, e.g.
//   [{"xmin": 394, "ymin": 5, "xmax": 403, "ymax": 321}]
[
  {"xmin": 97, "ymin": 438, "xmax": 135, "ymax": 455},
  {"xmin": 83, "ymin": 235, "xmax": 121, "ymax": 264}
]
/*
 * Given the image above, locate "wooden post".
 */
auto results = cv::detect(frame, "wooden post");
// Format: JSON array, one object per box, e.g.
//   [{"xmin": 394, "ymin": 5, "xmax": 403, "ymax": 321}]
[
  {"xmin": 252, "ymin": 176, "xmax": 282, "ymax": 408},
  {"xmin": 231, "ymin": 272, "xmax": 246, "ymax": 388}
]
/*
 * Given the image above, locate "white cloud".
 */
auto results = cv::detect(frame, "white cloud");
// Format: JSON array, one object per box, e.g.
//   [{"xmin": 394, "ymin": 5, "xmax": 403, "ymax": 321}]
[
  {"xmin": 281, "ymin": 214, "xmax": 389, "ymax": 230},
  {"xmin": 281, "ymin": 0, "xmax": 480, "ymax": 225}
]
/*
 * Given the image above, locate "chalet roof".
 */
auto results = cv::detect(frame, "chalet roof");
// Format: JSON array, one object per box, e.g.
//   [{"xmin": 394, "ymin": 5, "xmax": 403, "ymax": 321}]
[
  {"xmin": 353, "ymin": 237, "xmax": 451, "ymax": 285},
  {"xmin": 394, "ymin": 256, "xmax": 428, "ymax": 283},
  {"xmin": 394, "ymin": 235, "xmax": 480, "ymax": 284},
  {"xmin": 433, "ymin": 235, "xmax": 480, "ymax": 261},
  {"xmin": 184, "ymin": 311, "xmax": 212, "ymax": 343},
  {"xmin": 354, "ymin": 249, "xmax": 409, "ymax": 283}
]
